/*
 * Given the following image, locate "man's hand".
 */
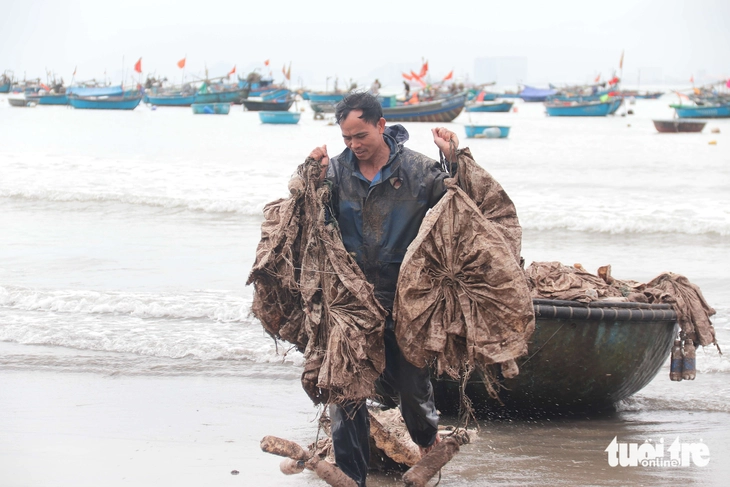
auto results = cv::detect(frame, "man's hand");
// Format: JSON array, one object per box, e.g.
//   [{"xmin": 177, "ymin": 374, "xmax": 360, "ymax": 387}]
[
  {"xmin": 431, "ymin": 127, "xmax": 459, "ymax": 162},
  {"xmin": 309, "ymin": 145, "xmax": 329, "ymax": 181}
]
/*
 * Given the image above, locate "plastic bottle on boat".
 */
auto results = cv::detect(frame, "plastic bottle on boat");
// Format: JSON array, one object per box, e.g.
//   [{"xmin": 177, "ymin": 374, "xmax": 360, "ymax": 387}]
[
  {"xmin": 670, "ymin": 339, "xmax": 683, "ymax": 381},
  {"xmin": 682, "ymin": 339, "xmax": 696, "ymax": 380}
]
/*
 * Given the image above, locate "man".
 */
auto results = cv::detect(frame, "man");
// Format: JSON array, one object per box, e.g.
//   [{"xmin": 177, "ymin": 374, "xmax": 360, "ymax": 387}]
[{"xmin": 309, "ymin": 91, "xmax": 459, "ymax": 487}]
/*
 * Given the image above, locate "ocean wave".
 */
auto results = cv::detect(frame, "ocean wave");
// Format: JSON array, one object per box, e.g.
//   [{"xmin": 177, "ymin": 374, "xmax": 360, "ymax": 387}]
[
  {"xmin": 0, "ymin": 286, "xmax": 304, "ymax": 367},
  {"xmin": 0, "ymin": 343, "xmax": 303, "ymax": 377},
  {"xmin": 519, "ymin": 210, "xmax": 730, "ymax": 236},
  {"xmin": 0, "ymin": 187, "xmax": 269, "ymax": 216},
  {"xmin": 0, "ymin": 285, "xmax": 250, "ymax": 321},
  {"xmin": 617, "ymin": 392, "xmax": 730, "ymax": 413}
]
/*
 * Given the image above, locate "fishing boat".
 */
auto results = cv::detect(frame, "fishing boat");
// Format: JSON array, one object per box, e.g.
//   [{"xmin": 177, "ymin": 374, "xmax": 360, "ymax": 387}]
[
  {"xmin": 549, "ymin": 88, "xmax": 613, "ymax": 103},
  {"xmin": 66, "ymin": 84, "xmax": 124, "ymax": 97},
  {"xmin": 519, "ymin": 85, "xmax": 558, "ymax": 102},
  {"xmin": 617, "ymin": 90, "xmax": 664, "ymax": 99},
  {"xmin": 68, "ymin": 89, "xmax": 143, "ymax": 110},
  {"xmin": 307, "ymin": 92, "xmax": 346, "ymax": 117},
  {"xmin": 25, "ymin": 93, "xmax": 68, "ymax": 105},
  {"xmin": 670, "ymin": 103, "xmax": 730, "ymax": 119},
  {"xmin": 653, "ymin": 119, "xmax": 707, "ymax": 133},
  {"xmin": 243, "ymin": 98, "xmax": 295, "ymax": 111},
  {"xmin": 0, "ymin": 70, "xmax": 14, "ymax": 93},
  {"xmin": 7, "ymin": 94, "xmax": 37, "ymax": 107},
  {"xmin": 191, "ymin": 102, "xmax": 231, "ymax": 115},
  {"xmin": 146, "ymin": 92, "xmax": 197, "ymax": 107},
  {"xmin": 467, "ymin": 90, "xmax": 498, "ymax": 102},
  {"xmin": 381, "ymin": 92, "xmax": 467, "ymax": 123},
  {"xmin": 194, "ymin": 83, "xmax": 246, "ymax": 104},
  {"xmin": 464, "ymin": 125, "xmax": 510, "ymax": 138},
  {"xmin": 465, "ymin": 100, "xmax": 514, "ymax": 113},
  {"xmin": 433, "ymin": 298, "xmax": 678, "ymax": 415},
  {"xmin": 242, "ymin": 89, "xmax": 295, "ymax": 112},
  {"xmin": 545, "ymin": 99, "xmax": 616, "ymax": 117},
  {"xmin": 608, "ymin": 97, "xmax": 623, "ymax": 114},
  {"xmin": 259, "ymin": 111, "xmax": 301, "ymax": 124}
]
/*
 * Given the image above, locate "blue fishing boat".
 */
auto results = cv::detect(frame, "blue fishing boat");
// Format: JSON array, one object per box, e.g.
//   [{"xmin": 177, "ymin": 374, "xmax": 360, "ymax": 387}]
[
  {"xmin": 66, "ymin": 85, "xmax": 124, "ymax": 97},
  {"xmin": 68, "ymin": 90, "xmax": 143, "ymax": 110},
  {"xmin": 608, "ymin": 97, "xmax": 623, "ymax": 114},
  {"xmin": 464, "ymin": 125, "xmax": 510, "ymax": 138},
  {"xmin": 381, "ymin": 92, "xmax": 467, "ymax": 122},
  {"xmin": 307, "ymin": 92, "xmax": 345, "ymax": 116},
  {"xmin": 146, "ymin": 93, "xmax": 197, "ymax": 106},
  {"xmin": 618, "ymin": 90, "xmax": 663, "ymax": 99},
  {"xmin": 670, "ymin": 103, "xmax": 730, "ymax": 118},
  {"xmin": 519, "ymin": 85, "xmax": 558, "ymax": 102},
  {"xmin": 465, "ymin": 100, "xmax": 514, "ymax": 113},
  {"xmin": 191, "ymin": 102, "xmax": 231, "ymax": 115},
  {"xmin": 25, "ymin": 93, "xmax": 69, "ymax": 105},
  {"xmin": 194, "ymin": 82, "xmax": 246, "ymax": 104},
  {"xmin": 259, "ymin": 111, "xmax": 301, "ymax": 124},
  {"xmin": 549, "ymin": 88, "xmax": 614, "ymax": 103},
  {"xmin": 0, "ymin": 71, "xmax": 14, "ymax": 93},
  {"xmin": 467, "ymin": 90, "xmax": 498, "ymax": 102},
  {"xmin": 545, "ymin": 100, "xmax": 615, "ymax": 117}
]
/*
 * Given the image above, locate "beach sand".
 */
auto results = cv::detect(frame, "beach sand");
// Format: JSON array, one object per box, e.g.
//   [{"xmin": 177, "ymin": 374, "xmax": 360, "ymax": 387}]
[
  {"xmin": 0, "ymin": 369, "xmax": 325, "ymax": 487},
  {"xmin": 3, "ymin": 366, "xmax": 730, "ymax": 487}
]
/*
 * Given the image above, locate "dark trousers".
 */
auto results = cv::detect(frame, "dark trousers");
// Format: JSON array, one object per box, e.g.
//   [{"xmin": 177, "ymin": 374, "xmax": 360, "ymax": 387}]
[{"xmin": 330, "ymin": 327, "xmax": 439, "ymax": 487}]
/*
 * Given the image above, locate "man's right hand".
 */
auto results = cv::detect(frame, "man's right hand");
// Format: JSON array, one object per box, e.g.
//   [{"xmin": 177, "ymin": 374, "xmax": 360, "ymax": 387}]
[{"xmin": 309, "ymin": 145, "xmax": 329, "ymax": 181}]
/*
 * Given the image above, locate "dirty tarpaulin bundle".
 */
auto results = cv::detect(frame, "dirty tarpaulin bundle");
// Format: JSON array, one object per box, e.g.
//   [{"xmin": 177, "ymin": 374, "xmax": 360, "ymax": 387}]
[
  {"xmin": 394, "ymin": 148, "xmax": 536, "ymax": 386},
  {"xmin": 247, "ymin": 157, "xmax": 386, "ymax": 405},
  {"xmin": 525, "ymin": 261, "xmax": 719, "ymax": 350}
]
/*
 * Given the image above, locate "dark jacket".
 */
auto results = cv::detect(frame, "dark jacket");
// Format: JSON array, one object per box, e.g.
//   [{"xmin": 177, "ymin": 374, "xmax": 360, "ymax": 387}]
[{"xmin": 326, "ymin": 124, "xmax": 449, "ymax": 311}]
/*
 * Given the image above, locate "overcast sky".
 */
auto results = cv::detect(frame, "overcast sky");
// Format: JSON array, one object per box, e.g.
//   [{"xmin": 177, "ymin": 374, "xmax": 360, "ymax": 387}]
[{"xmin": 1, "ymin": 0, "xmax": 728, "ymax": 88}]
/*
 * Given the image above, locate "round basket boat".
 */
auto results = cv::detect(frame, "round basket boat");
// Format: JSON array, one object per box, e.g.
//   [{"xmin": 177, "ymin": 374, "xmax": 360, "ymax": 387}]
[{"xmin": 432, "ymin": 298, "xmax": 678, "ymax": 416}]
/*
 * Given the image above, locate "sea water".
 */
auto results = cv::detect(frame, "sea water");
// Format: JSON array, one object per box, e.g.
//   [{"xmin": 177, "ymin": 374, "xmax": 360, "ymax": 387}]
[{"xmin": 1, "ymin": 94, "xmax": 729, "ymax": 485}]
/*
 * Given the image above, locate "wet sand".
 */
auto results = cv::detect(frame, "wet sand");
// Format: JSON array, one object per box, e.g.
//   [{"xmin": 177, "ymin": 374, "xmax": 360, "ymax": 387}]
[{"xmin": 2, "ymin": 369, "xmax": 728, "ymax": 487}]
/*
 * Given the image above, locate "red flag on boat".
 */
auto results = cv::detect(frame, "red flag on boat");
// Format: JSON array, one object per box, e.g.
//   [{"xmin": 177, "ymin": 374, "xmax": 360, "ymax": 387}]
[
  {"xmin": 402, "ymin": 72, "xmax": 413, "ymax": 80},
  {"xmin": 406, "ymin": 92, "xmax": 419, "ymax": 104},
  {"xmin": 594, "ymin": 73, "xmax": 600, "ymax": 82},
  {"xmin": 410, "ymin": 71, "xmax": 426, "ymax": 87},
  {"xmin": 264, "ymin": 59, "xmax": 270, "ymax": 66},
  {"xmin": 443, "ymin": 70, "xmax": 453, "ymax": 81},
  {"xmin": 618, "ymin": 50, "xmax": 624, "ymax": 69},
  {"xmin": 72, "ymin": 66, "xmax": 77, "ymax": 76},
  {"xmin": 134, "ymin": 58, "xmax": 142, "ymax": 73},
  {"xmin": 726, "ymin": 79, "xmax": 730, "ymax": 88},
  {"xmin": 476, "ymin": 91, "xmax": 485, "ymax": 102},
  {"xmin": 608, "ymin": 76, "xmax": 620, "ymax": 85},
  {"xmin": 419, "ymin": 61, "xmax": 428, "ymax": 78},
  {"xmin": 40, "ymin": 83, "xmax": 50, "ymax": 91},
  {"xmin": 282, "ymin": 63, "xmax": 291, "ymax": 80},
  {"xmin": 177, "ymin": 58, "xmax": 186, "ymax": 69},
  {"xmin": 228, "ymin": 65, "xmax": 236, "ymax": 76},
  {"xmin": 689, "ymin": 74, "xmax": 694, "ymax": 84}
]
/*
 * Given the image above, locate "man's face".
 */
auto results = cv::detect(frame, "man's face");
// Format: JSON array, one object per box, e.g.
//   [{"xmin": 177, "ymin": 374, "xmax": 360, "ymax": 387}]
[{"xmin": 340, "ymin": 110, "xmax": 386, "ymax": 163}]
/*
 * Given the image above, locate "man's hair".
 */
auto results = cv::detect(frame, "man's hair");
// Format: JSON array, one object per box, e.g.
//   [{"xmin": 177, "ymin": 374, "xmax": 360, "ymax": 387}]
[{"xmin": 335, "ymin": 91, "xmax": 383, "ymax": 126}]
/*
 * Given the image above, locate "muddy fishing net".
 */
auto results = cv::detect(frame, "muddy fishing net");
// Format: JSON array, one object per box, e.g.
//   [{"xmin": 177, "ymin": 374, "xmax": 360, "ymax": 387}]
[
  {"xmin": 393, "ymin": 148, "xmax": 535, "ymax": 388},
  {"xmin": 525, "ymin": 261, "xmax": 719, "ymax": 350},
  {"xmin": 247, "ymin": 157, "xmax": 386, "ymax": 405}
]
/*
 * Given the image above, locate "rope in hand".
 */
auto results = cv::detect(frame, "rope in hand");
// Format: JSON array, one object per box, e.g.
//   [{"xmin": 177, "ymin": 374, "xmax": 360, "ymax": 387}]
[{"xmin": 438, "ymin": 136, "xmax": 459, "ymax": 178}]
